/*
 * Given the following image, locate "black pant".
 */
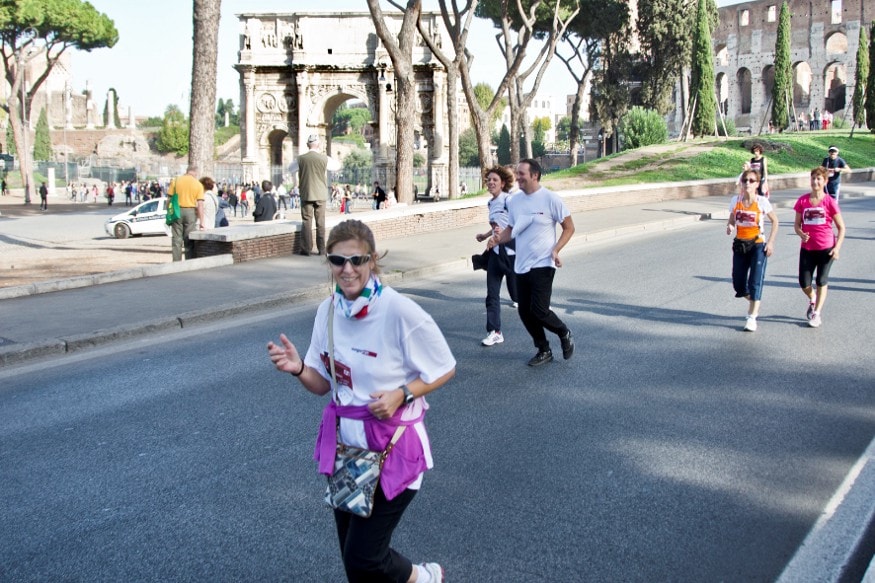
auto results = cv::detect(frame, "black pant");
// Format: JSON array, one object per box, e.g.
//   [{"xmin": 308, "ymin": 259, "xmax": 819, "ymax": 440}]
[
  {"xmin": 517, "ymin": 267, "xmax": 569, "ymax": 351},
  {"xmin": 334, "ymin": 485, "xmax": 416, "ymax": 583},
  {"xmin": 485, "ymin": 246, "xmax": 518, "ymax": 333}
]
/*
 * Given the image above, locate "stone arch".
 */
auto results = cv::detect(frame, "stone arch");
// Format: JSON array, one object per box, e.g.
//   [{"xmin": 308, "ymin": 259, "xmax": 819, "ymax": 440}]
[
  {"xmin": 716, "ymin": 72, "xmax": 730, "ymax": 115},
  {"xmin": 715, "ymin": 44, "xmax": 729, "ymax": 67},
  {"xmin": 825, "ymin": 31, "xmax": 848, "ymax": 54},
  {"xmin": 737, "ymin": 68, "xmax": 752, "ymax": 114},
  {"xmin": 824, "ymin": 61, "xmax": 848, "ymax": 113},
  {"xmin": 761, "ymin": 65, "xmax": 775, "ymax": 102},
  {"xmin": 236, "ymin": 12, "xmax": 451, "ymax": 199},
  {"xmin": 793, "ymin": 61, "xmax": 813, "ymax": 109},
  {"xmin": 267, "ymin": 128, "xmax": 291, "ymax": 186}
]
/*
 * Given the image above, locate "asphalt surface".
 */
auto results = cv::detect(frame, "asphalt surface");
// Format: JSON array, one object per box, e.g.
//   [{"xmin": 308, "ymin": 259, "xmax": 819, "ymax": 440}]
[{"xmin": 1, "ymin": 179, "xmax": 874, "ymax": 581}]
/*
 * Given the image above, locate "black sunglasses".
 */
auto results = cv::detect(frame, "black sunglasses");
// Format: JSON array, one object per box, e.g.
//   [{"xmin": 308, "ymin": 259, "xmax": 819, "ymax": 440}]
[
  {"xmin": 742, "ymin": 179, "xmax": 758, "ymax": 184},
  {"xmin": 327, "ymin": 254, "xmax": 371, "ymax": 267}
]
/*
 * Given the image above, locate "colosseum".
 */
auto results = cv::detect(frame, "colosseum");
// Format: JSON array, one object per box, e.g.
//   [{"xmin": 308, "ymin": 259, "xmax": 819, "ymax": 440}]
[{"xmin": 713, "ymin": 0, "xmax": 875, "ymax": 132}]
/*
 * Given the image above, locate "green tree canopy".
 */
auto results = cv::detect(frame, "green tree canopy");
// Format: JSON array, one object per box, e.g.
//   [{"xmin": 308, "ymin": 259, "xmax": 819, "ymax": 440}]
[
  {"xmin": 473, "ymin": 83, "xmax": 506, "ymax": 129},
  {"xmin": 771, "ymin": 1, "xmax": 792, "ymax": 131},
  {"xmin": 459, "ymin": 127, "xmax": 480, "ymax": 167},
  {"xmin": 332, "ymin": 103, "xmax": 371, "ymax": 137},
  {"xmin": 156, "ymin": 104, "xmax": 189, "ymax": 156},
  {"xmin": 636, "ymin": 0, "xmax": 694, "ymax": 115}
]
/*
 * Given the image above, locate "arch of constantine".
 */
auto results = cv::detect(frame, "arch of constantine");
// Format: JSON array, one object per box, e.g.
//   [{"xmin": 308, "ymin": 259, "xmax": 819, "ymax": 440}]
[
  {"xmin": 712, "ymin": 0, "xmax": 874, "ymax": 130},
  {"xmin": 234, "ymin": 11, "xmax": 452, "ymax": 194}
]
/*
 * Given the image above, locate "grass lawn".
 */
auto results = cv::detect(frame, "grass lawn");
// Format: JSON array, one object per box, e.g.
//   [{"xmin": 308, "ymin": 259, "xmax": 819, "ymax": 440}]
[{"xmin": 549, "ymin": 132, "xmax": 875, "ymax": 188}]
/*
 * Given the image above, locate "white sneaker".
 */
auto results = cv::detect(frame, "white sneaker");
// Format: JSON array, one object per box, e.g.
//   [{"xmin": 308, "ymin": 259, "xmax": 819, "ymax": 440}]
[
  {"xmin": 744, "ymin": 316, "xmax": 757, "ymax": 332},
  {"xmin": 417, "ymin": 563, "xmax": 444, "ymax": 582},
  {"xmin": 806, "ymin": 302, "xmax": 816, "ymax": 320},
  {"xmin": 481, "ymin": 331, "xmax": 504, "ymax": 346},
  {"xmin": 511, "ymin": 301, "xmax": 519, "ymax": 308},
  {"xmin": 809, "ymin": 313, "xmax": 822, "ymax": 328}
]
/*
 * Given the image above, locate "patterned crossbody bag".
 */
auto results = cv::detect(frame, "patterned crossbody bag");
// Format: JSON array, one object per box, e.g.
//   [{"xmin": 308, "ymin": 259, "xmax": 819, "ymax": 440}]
[{"xmin": 323, "ymin": 300, "xmax": 405, "ymax": 517}]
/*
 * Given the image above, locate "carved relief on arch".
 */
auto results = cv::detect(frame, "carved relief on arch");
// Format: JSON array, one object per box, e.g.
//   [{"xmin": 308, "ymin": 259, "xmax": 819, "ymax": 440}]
[
  {"xmin": 257, "ymin": 92, "xmax": 279, "ymax": 113},
  {"xmin": 304, "ymin": 81, "xmax": 376, "ymax": 126}
]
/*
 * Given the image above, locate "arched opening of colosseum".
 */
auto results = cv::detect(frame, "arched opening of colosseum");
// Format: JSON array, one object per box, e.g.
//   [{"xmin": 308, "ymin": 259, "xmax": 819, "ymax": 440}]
[
  {"xmin": 716, "ymin": 45, "xmax": 729, "ymax": 67},
  {"xmin": 825, "ymin": 31, "xmax": 848, "ymax": 55},
  {"xmin": 716, "ymin": 73, "xmax": 730, "ymax": 115},
  {"xmin": 824, "ymin": 62, "xmax": 848, "ymax": 113},
  {"xmin": 793, "ymin": 62, "xmax": 813, "ymax": 109},
  {"xmin": 737, "ymin": 68, "xmax": 752, "ymax": 114},
  {"xmin": 762, "ymin": 65, "xmax": 775, "ymax": 106}
]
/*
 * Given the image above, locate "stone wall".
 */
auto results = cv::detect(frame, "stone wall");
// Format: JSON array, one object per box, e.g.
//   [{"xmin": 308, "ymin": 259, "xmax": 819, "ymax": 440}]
[{"xmin": 190, "ymin": 170, "xmax": 873, "ymax": 263}]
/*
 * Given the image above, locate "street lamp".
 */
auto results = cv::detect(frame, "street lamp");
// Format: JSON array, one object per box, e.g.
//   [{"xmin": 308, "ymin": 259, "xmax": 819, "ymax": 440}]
[{"xmin": 17, "ymin": 26, "xmax": 38, "ymax": 205}]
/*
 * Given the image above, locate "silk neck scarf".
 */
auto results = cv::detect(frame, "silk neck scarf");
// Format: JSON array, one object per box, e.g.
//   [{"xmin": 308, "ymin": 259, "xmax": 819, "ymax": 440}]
[{"xmin": 334, "ymin": 274, "xmax": 382, "ymax": 319}]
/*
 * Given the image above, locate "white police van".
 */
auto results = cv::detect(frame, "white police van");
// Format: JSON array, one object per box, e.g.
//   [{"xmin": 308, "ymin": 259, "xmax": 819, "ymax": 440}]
[{"xmin": 104, "ymin": 197, "xmax": 171, "ymax": 239}]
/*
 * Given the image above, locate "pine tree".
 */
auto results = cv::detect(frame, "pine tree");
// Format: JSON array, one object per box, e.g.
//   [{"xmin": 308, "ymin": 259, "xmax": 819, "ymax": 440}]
[
  {"xmin": 852, "ymin": 24, "xmax": 869, "ymax": 131},
  {"xmin": 6, "ymin": 124, "xmax": 16, "ymax": 156},
  {"xmin": 497, "ymin": 124, "xmax": 511, "ymax": 165},
  {"xmin": 771, "ymin": 1, "xmax": 792, "ymax": 131},
  {"xmin": 689, "ymin": 0, "xmax": 717, "ymax": 136},
  {"xmin": 33, "ymin": 109, "xmax": 53, "ymax": 161},
  {"xmin": 866, "ymin": 22, "xmax": 875, "ymax": 132}
]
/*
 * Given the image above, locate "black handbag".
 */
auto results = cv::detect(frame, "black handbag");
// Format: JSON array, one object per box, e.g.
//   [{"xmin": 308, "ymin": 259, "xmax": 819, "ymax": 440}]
[{"xmin": 732, "ymin": 238, "xmax": 757, "ymax": 254}]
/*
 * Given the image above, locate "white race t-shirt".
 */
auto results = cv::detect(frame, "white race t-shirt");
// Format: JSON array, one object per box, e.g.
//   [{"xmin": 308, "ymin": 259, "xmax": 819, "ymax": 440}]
[
  {"xmin": 304, "ymin": 286, "xmax": 456, "ymax": 486},
  {"xmin": 506, "ymin": 187, "xmax": 571, "ymax": 274}
]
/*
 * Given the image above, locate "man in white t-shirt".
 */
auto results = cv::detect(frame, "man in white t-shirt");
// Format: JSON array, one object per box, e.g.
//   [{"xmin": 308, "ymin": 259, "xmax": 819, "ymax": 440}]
[{"xmin": 490, "ymin": 158, "xmax": 576, "ymax": 367}]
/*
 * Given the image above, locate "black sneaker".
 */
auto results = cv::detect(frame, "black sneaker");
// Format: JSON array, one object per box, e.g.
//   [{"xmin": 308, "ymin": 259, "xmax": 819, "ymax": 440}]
[
  {"xmin": 560, "ymin": 330, "xmax": 574, "ymax": 360},
  {"xmin": 527, "ymin": 349, "xmax": 553, "ymax": 367}
]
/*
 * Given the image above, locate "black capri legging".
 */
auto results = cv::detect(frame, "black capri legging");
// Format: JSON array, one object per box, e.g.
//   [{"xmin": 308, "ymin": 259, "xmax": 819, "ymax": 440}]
[{"xmin": 799, "ymin": 247, "xmax": 835, "ymax": 289}]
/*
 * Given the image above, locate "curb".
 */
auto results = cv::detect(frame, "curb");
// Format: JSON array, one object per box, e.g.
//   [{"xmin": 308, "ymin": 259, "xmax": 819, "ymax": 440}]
[{"xmin": 777, "ymin": 436, "xmax": 875, "ymax": 583}]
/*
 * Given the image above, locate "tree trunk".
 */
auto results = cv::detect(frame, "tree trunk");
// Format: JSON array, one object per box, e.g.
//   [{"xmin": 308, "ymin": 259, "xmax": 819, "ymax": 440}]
[
  {"xmin": 188, "ymin": 0, "xmax": 221, "ymax": 176},
  {"xmin": 367, "ymin": 0, "xmax": 421, "ymax": 205},
  {"xmin": 569, "ymin": 77, "xmax": 586, "ymax": 166},
  {"xmin": 444, "ymin": 65, "xmax": 459, "ymax": 199}
]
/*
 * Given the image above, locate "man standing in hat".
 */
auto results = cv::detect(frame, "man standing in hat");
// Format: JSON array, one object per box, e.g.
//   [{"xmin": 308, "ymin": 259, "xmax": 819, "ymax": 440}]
[
  {"xmin": 822, "ymin": 146, "xmax": 850, "ymax": 200},
  {"xmin": 288, "ymin": 134, "xmax": 341, "ymax": 255}
]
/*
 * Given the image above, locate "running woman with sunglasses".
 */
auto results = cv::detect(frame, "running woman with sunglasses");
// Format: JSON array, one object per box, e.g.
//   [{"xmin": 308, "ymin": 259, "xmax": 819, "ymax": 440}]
[
  {"xmin": 726, "ymin": 169, "xmax": 779, "ymax": 332},
  {"xmin": 267, "ymin": 219, "xmax": 454, "ymax": 583}
]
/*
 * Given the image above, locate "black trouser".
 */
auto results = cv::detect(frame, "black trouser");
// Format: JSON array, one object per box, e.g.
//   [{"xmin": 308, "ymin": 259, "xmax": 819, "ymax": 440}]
[
  {"xmin": 334, "ymin": 485, "xmax": 416, "ymax": 583},
  {"xmin": 485, "ymin": 245, "xmax": 518, "ymax": 333},
  {"xmin": 517, "ymin": 266, "xmax": 569, "ymax": 351}
]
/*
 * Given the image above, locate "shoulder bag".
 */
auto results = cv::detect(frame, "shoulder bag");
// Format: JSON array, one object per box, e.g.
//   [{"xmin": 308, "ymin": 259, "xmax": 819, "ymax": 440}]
[
  {"xmin": 165, "ymin": 179, "xmax": 181, "ymax": 225},
  {"xmin": 323, "ymin": 300, "xmax": 405, "ymax": 517}
]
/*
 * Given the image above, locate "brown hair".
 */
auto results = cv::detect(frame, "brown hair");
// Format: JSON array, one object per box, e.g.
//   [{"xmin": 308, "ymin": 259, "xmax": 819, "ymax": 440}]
[
  {"xmin": 484, "ymin": 165, "xmax": 514, "ymax": 192},
  {"xmin": 199, "ymin": 176, "xmax": 215, "ymax": 191},
  {"xmin": 741, "ymin": 170, "xmax": 761, "ymax": 184},
  {"xmin": 810, "ymin": 166, "xmax": 828, "ymax": 180},
  {"xmin": 751, "ymin": 144, "xmax": 763, "ymax": 154},
  {"xmin": 326, "ymin": 219, "xmax": 386, "ymax": 273}
]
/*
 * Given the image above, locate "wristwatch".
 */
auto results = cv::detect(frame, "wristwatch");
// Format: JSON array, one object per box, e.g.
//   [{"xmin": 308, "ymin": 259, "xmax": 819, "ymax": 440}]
[{"xmin": 400, "ymin": 384, "xmax": 415, "ymax": 405}]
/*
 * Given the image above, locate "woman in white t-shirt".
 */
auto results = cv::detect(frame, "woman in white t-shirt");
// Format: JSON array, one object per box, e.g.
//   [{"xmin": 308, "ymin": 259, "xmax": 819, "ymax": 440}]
[{"xmin": 267, "ymin": 219, "xmax": 455, "ymax": 583}]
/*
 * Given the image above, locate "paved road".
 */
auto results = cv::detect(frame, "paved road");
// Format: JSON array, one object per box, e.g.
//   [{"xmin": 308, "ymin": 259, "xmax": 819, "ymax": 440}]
[{"xmin": 2, "ymin": 199, "xmax": 873, "ymax": 581}]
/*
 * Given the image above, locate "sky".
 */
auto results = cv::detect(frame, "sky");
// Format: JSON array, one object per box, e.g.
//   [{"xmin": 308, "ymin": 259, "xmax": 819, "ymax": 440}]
[{"xmin": 71, "ymin": 0, "xmax": 742, "ymax": 119}]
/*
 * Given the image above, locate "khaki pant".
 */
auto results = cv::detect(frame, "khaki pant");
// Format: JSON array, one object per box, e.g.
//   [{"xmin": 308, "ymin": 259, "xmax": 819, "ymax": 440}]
[
  {"xmin": 299, "ymin": 200, "xmax": 325, "ymax": 255},
  {"xmin": 171, "ymin": 207, "xmax": 198, "ymax": 261}
]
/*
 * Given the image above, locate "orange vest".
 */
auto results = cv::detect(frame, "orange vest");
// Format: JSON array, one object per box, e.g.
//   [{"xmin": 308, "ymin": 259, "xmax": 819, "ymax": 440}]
[{"xmin": 733, "ymin": 197, "xmax": 764, "ymax": 242}]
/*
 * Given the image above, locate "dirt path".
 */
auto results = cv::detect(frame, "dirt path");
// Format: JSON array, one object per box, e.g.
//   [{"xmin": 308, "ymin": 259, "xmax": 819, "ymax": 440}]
[{"xmin": 544, "ymin": 140, "xmax": 718, "ymax": 191}]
